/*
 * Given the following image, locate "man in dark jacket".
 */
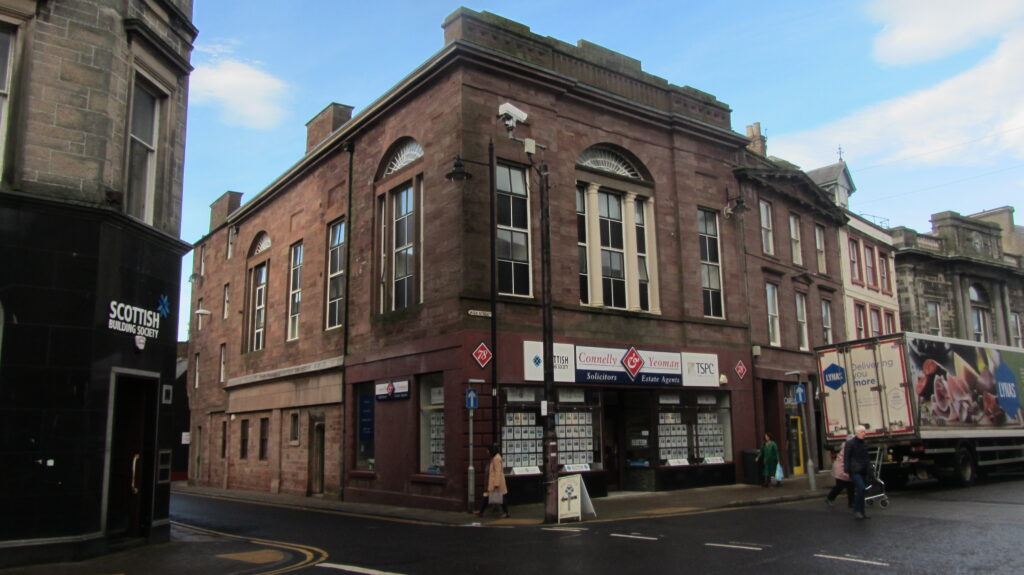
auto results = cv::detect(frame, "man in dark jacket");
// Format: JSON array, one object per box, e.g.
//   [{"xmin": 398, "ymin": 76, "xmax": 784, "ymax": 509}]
[{"xmin": 843, "ymin": 425, "xmax": 871, "ymax": 519}]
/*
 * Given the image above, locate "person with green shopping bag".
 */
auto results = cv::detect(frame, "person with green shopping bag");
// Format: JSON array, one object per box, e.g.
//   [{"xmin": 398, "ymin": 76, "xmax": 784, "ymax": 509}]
[{"xmin": 756, "ymin": 431, "xmax": 781, "ymax": 487}]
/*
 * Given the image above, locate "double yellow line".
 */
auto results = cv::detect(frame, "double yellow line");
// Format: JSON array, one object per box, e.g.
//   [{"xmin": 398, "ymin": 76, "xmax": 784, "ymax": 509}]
[{"xmin": 170, "ymin": 521, "xmax": 329, "ymax": 575}]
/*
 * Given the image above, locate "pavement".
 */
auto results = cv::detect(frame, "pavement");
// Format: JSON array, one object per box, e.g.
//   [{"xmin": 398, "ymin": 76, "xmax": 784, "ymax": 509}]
[{"xmin": 2, "ymin": 472, "xmax": 836, "ymax": 574}]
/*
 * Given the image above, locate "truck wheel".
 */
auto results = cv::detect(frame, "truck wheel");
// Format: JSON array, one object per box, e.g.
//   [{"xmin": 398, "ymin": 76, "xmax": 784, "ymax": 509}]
[{"xmin": 954, "ymin": 447, "xmax": 976, "ymax": 487}]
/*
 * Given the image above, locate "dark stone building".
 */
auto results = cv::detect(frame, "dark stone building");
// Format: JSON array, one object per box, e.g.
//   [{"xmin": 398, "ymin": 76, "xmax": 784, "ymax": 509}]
[
  {"xmin": 186, "ymin": 8, "xmax": 846, "ymax": 511},
  {"xmin": 893, "ymin": 208, "xmax": 1024, "ymax": 347},
  {"xmin": 0, "ymin": 0, "xmax": 195, "ymax": 566}
]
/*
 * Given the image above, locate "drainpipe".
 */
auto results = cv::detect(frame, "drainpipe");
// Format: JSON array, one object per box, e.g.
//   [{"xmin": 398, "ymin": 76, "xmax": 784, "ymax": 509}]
[{"xmin": 340, "ymin": 140, "xmax": 355, "ymax": 498}]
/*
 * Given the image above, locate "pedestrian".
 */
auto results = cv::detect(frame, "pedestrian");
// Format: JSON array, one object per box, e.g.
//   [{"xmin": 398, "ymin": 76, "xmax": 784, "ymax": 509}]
[
  {"xmin": 844, "ymin": 425, "xmax": 871, "ymax": 519},
  {"xmin": 825, "ymin": 447, "xmax": 853, "ymax": 508},
  {"xmin": 756, "ymin": 431, "xmax": 781, "ymax": 487},
  {"xmin": 474, "ymin": 444, "xmax": 509, "ymax": 518}
]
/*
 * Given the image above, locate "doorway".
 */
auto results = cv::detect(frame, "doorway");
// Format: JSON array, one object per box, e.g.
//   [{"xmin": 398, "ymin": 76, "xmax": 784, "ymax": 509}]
[
  {"xmin": 309, "ymin": 421, "xmax": 325, "ymax": 495},
  {"xmin": 106, "ymin": 374, "xmax": 158, "ymax": 541},
  {"xmin": 787, "ymin": 415, "xmax": 805, "ymax": 475}
]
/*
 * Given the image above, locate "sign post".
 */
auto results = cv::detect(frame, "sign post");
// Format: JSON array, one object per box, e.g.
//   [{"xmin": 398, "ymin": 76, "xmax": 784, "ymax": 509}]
[{"xmin": 466, "ymin": 382, "xmax": 482, "ymax": 513}]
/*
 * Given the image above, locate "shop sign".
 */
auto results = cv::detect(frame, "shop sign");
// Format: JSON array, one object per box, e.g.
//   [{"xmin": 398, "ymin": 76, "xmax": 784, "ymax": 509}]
[
  {"xmin": 107, "ymin": 295, "xmax": 171, "ymax": 348},
  {"xmin": 523, "ymin": 341, "xmax": 575, "ymax": 382},
  {"xmin": 375, "ymin": 380, "xmax": 409, "ymax": 400},
  {"xmin": 574, "ymin": 346, "xmax": 682, "ymax": 386},
  {"xmin": 473, "ymin": 342, "xmax": 493, "ymax": 368},
  {"xmin": 681, "ymin": 352, "xmax": 720, "ymax": 387},
  {"xmin": 506, "ymin": 387, "xmax": 537, "ymax": 402}
]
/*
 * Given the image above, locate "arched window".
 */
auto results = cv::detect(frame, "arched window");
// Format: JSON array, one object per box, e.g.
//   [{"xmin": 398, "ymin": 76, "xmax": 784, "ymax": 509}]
[
  {"xmin": 383, "ymin": 139, "xmax": 423, "ymax": 177},
  {"xmin": 249, "ymin": 232, "xmax": 271, "ymax": 257},
  {"xmin": 575, "ymin": 145, "xmax": 658, "ymax": 313},
  {"xmin": 377, "ymin": 138, "xmax": 424, "ymax": 312},
  {"xmin": 969, "ymin": 284, "xmax": 990, "ymax": 343},
  {"xmin": 576, "ymin": 147, "xmax": 644, "ymax": 180},
  {"xmin": 246, "ymin": 232, "xmax": 271, "ymax": 351}
]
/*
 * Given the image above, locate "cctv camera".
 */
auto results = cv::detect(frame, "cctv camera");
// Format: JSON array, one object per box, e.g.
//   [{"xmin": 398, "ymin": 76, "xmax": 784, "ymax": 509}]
[{"xmin": 498, "ymin": 102, "xmax": 528, "ymax": 130}]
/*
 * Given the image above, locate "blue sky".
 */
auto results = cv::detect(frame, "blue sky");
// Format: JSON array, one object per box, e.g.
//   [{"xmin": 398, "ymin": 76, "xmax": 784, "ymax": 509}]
[{"xmin": 178, "ymin": 0, "xmax": 1024, "ymax": 338}]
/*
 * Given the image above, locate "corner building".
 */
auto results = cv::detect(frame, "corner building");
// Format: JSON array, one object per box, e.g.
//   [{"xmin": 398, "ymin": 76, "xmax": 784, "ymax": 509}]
[
  {"xmin": 0, "ymin": 0, "xmax": 196, "ymax": 566},
  {"xmin": 188, "ymin": 8, "xmax": 846, "ymax": 510}
]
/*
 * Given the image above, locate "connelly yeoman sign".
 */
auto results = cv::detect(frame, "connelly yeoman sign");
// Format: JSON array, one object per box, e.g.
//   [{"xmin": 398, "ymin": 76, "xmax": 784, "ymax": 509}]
[{"xmin": 523, "ymin": 342, "xmax": 721, "ymax": 387}]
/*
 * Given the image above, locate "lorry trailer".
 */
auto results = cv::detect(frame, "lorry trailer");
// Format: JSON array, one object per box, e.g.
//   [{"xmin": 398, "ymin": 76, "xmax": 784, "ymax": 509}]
[{"xmin": 816, "ymin": 332, "xmax": 1024, "ymax": 486}]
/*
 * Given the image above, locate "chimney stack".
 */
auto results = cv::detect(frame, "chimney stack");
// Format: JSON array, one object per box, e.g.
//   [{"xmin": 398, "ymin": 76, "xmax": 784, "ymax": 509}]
[
  {"xmin": 746, "ymin": 122, "xmax": 767, "ymax": 156},
  {"xmin": 306, "ymin": 102, "xmax": 353, "ymax": 153},
  {"xmin": 209, "ymin": 191, "xmax": 242, "ymax": 232}
]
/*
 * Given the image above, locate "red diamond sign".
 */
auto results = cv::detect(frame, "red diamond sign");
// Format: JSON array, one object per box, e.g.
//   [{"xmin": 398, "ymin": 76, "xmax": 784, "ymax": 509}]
[
  {"xmin": 473, "ymin": 342, "xmax": 493, "ymax": 368},
  {"xmin": 621, "ymin": 346, "xmax": 645, "ymax": 380},
  {"xmin": 735, "ymin": 360, "xmax": 748, "ymax": 380}
]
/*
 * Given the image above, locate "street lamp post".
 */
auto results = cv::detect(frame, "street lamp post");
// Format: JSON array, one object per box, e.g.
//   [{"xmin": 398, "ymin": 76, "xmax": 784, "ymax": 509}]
[
  {"xmin": 537, "ymin": 161, "xmax": 557, "ymax": 523},
  {"xmin": 446, "ymin": 140, "xmax": 499, "ymax": 445}
]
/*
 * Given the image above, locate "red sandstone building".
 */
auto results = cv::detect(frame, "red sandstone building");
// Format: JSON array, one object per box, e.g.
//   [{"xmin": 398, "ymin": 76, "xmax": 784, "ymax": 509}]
[{"xmin": 186, "ymin": 8, "xmax": 846, "ymax": 510}]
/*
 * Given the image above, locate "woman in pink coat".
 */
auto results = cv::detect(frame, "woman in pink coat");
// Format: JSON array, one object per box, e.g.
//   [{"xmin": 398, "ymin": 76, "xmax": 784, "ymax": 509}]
[
  {"xmin": 474, "ymin": 444, "xmax": 509, "ymax": 517},
  {"xmin": 826, "ymin": 446, "xmax": 853, "ymax": 508}
]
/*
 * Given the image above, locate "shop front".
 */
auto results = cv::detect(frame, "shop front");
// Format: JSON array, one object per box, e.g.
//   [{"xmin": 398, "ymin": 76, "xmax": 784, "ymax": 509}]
[{"xmin": 500, "ymin": 342, "xmax": 739, "ymax": 502}]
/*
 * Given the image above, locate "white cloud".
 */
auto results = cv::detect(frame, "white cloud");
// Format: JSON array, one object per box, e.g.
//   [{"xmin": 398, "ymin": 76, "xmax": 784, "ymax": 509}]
[
  {"xmin": 190, "ymin": 57, "xmax": 289, "ymax": 130},
  {"xmin": 772, "ymin": 30, "xmax": 1024, "ymax": 171},
  {"xmin": 868, "ymin": 0, "xmax": 1024, "ymax": 65}
]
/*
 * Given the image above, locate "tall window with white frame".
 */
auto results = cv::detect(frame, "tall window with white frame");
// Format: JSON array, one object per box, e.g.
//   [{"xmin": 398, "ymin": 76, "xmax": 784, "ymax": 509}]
[
  {"xmin": 126, "ymin": 79, "xmax": 161, "ymax": 224},
  {"xmin": 878, "ymin": 252, "xmax": 891, "ymax": 292},
  {"xmin": 925, "ymin": 300, "xmax": 942, "ymax": 336},
  {"xmin": 635, "ymin": 198, "xmax": 650, "ymax": 311},
  {"xmin": 193, "ymin": 353, "xmax": 200, "ymax": 389},
  {"xmin": 760, "ymin": 200, "xmax": 774, "ymax": 255},
  {"xmin": 577, "ymin": 186, "xmax": 589, "ymax": 304},
  {"xmin": 599, "ymin": 191, "xmax": 626, "ymax": 308},
  {"xmin": 821, "ymin": 299, "xmax": 833, "ymax": 344},
  {"xmin": 392, "ymin": 184, "xmax": 415, "ymax": 310},
  {"xmin": 575, "ymin": 147, "xmax": 657, "ymax": 313},
  {"xmin": 864, "ymin": 245, "xmax": 877, "ymax": 287},
  {"xmin": 698, "ymin": 209, "xmax": 723, "ymax": 318},
  {"xmin": 196, "ymin": 298, "xmax": 203, "ymax": 331},
  {"xmin": 250, "ymin": 263, "xmax": 267, "ymax": 351},
  {"xmin": 223, "ymin": 284, "xmax": 230, "ymax": 319},
  {"xmin": 789, "ymin": 214, "xmax": 802, "ymax": 265},
  {"xmin": 766, "ymin": 283, "xmax": 780, "ymax": 346},
  {"xmin": 969, "ymin": 284, "xmax": 990, "ymax": 342},
  {"xmin": 854, "ymin": 303, "xmax": 867, "ymax": 339},
  {"xmin": 496, "ymin": 164, "xmax": 531, "ymax": 296},
  {"xmin": 327, "ymin": 220, "xmax": 346, "ymax": 328},
  {"xmin": 870, "ymin": 308, "xmax": 882, "ymax": 337},
  {"xmin": 795, "ymin": 292, "xmax": 809, "ymax": 350},
  {"xmin": 849, "ymin": 239, "xmax": 862, "ymax": 283},
  {"xmin": 287, "ymin": 242, "xmax": 302, "ymax": 341},
  {"xmin": 0, "ymin": 25, "xmax": 15, "ymax": 173},
  {"xmin": 815, "ymin": 224, "xmax": 827, "ymax": 274}
]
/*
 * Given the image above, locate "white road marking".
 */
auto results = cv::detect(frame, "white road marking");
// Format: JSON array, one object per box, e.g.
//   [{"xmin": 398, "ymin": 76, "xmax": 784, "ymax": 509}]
[
  {"xmin": 814, "ymin": 553, "xmax": 891, "ymax": 567},
  {"xmin": 318, "ymin": 562, "xmax": 408, "ymax": 575},
  {"xmin": 544, "ymin": 527, "xmax": 588, "ymax": 533},
  {"xmin": 704, "ymin": 542, "xmax": 763, "ymax": 551},
  {"xmin": 611, "ymin": 533, "xmax": 659, "ymax": 541}
]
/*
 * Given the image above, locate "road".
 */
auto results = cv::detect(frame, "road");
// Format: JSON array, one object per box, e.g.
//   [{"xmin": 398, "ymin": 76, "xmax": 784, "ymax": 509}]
[{"xmin": 170, "ymin": 474, "xmax": 1024, "ymax": 575}]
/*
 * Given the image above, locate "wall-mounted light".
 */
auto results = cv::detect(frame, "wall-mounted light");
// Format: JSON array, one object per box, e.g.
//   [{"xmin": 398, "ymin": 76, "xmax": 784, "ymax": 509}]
[
  {"xmin": 444, "ymin": 157, "xmax": 474, "ymax": 182},
  {"xmin": 723, "ymin": 191, "xmax": 748, "ymax": 218}
]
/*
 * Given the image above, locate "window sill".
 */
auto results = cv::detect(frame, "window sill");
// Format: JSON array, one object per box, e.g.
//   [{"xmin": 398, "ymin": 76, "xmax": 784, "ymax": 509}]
[
  {"xmin": 411, "ymin": 473, "xmax": 446, "ymax": 485},
  {"xmin": 350, "ymin": 469, "xmax": 377, "ymax": 479}
]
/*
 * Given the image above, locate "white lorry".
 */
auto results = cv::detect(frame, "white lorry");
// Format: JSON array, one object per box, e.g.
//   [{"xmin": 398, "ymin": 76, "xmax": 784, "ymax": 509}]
[{"xmin": 816, "ymin": 332, "xmax": 1024, "ymax": 486}]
